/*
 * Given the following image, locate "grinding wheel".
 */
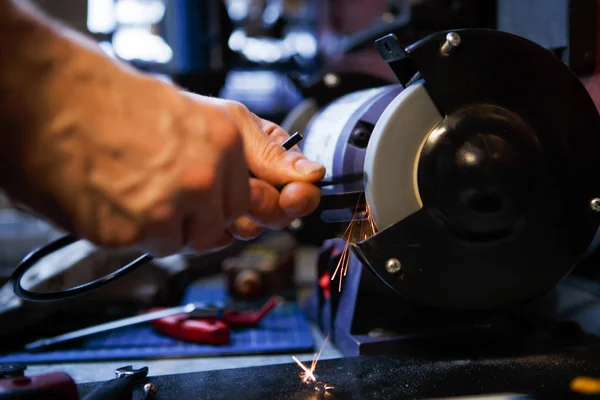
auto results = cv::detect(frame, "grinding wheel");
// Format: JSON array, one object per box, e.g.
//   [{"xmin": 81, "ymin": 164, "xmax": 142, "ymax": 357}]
[{"xmin": 364, "ymin": 81, "xmax": 443, "ymax": 231}]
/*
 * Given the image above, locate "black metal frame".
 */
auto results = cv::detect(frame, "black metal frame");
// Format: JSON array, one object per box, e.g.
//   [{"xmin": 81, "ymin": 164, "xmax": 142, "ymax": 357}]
[{"xmin": 311, "ymin": 29, "xmax": 600, "ymax": 312}]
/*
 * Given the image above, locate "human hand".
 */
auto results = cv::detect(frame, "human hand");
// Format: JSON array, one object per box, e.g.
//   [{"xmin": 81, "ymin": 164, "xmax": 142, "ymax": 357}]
[
  {"xmin": 195, "ymin": 95, "xmax": 325, "ymax": 243},
  {"xmin": 0, "ymin": 0, "xmax": 325, "ymax": 256},
  {"xmin": 9, "ymin": 62, "xmax": 324, "ymax": 257}
]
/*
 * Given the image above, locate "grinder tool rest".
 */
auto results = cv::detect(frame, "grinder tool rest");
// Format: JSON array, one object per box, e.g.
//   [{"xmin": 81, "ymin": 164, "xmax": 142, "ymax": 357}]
[{"xmin": 296, "ymin": 29, "xmax": 600, "ymax": 312}]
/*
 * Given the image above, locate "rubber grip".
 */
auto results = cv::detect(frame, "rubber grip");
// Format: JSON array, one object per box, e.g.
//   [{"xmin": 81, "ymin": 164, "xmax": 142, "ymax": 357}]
[
  {"xmin": 151, "ymin": 315, "xmax": 231, "ymax": 344},
  {"xmin": 0, "ymin": 372, "xmax": 78, "ymax": 400}
]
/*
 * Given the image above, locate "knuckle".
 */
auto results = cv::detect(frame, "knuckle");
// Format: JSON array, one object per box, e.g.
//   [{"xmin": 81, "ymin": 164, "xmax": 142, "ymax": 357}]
[{"xmin": 225, "ymin": 100, "xmax": 250, "ymax": 117}]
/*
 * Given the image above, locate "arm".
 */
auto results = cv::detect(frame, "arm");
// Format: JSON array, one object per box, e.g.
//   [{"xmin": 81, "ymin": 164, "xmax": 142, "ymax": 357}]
[
  {"xmin": 0, "ymin": 0, "xmax": 146, "ymax": 227},
  {"xmin": 0, "ymin": 0, "xmax": 325, "ymax": 255}
]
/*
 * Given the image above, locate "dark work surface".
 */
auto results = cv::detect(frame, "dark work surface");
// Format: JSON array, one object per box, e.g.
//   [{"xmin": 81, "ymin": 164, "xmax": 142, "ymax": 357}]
[{"xmin": 77, "ymin": 348, "xmax": 600, "ymax": 399}]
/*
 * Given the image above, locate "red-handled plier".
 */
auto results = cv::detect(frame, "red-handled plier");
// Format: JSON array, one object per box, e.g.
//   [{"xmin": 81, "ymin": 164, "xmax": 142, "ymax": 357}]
[{"xmin": 148, "ymin": 296, "xmax": 282, "ymax": 345}]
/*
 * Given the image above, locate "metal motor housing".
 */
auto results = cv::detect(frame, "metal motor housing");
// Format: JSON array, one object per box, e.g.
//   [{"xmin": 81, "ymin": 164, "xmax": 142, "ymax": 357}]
[{"xmin": 301, "ymin": 29, "xmax": 600, "ymax": 313}]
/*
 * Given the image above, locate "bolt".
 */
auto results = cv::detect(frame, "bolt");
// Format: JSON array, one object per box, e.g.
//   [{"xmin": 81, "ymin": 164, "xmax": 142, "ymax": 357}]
[
  {"xmin": 144, "ymin": 383, "xmax": 157, "ymax": 392},
  {"xmin": 350, "ymin": 125, "xmax": 372, "ymax": 148},
  {"xmin": 591, "ymin": 198, "xmax": 600, "ymax": 212},
  {"xmin": 385, "ymin": 258, "xmax": 402, "ymax": 274},
  {"xmin": 441, "ymin": 32, "xmax": 461, "ymax": 55},
  {"xmin": 323, "ymin": 73, "xmax": 340, "ymax": 88},
  {"xmin": 143, "ymin": 383, "xmax": 158, "ymax": 399},
  {"xmin": 289, "ymin": 218, "xmax": 303, "ymax": 230}
]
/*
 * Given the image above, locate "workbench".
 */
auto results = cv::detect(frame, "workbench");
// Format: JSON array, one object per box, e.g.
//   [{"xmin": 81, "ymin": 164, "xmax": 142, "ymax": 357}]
[
  {"xmin": 18, "ymin": 247, "xmax": 343, "ymax": 384},
  {"xmin": 25, "ymin": 326, "xmax": 340, "ymax": 384}
]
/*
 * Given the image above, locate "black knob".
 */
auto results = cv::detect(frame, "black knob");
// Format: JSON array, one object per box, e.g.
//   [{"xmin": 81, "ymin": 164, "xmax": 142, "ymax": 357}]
[{"xmin": 417, "ymin": 104, "xmax": 545, "ymax": 239}]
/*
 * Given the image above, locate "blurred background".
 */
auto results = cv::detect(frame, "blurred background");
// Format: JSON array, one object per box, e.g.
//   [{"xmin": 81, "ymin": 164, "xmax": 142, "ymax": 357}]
[{"xmin": 0, "ymin": 0, "xmax": 597, "ymax": 356}]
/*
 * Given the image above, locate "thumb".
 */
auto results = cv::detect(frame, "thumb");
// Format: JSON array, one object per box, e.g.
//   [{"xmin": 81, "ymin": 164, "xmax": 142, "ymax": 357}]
[
  {"xmin": 190, "ymin": 95, "xmax": 326, "ymax": 185},
  {"xmin": 244, "ymin": 117, "xmax": 325, "ymax": 185}
]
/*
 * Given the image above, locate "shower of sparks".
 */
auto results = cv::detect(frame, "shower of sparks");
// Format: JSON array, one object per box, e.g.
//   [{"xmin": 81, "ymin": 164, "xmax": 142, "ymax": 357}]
[
  {"xmin": 330, "ymin": 194, "xmax": 378, "ymax": 292},
  {"xmin": 293, "ymin": 355, "xmax": 316, "ymax": 383},
  {"xmin": 293, "ymin": 336, "xmax": 329, "ymax": 385}
]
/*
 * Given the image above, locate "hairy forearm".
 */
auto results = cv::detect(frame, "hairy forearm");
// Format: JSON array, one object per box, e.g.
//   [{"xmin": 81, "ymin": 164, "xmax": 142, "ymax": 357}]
[
  {"xmin": 0, "ymin": 1, "xmax": 138, "ymax": 213},
  {"xmin": 0, "ymin": 0, "xmax": 147, "ymax": 228}
]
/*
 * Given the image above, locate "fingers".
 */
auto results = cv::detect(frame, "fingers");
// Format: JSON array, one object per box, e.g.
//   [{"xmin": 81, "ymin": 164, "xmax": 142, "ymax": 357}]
[
  {"xmin": 175, "ymin": 102, "xmax": 250, "ymax": 253},
  {"xmin": 167, "ymin": 95, "xmax": 324, "ymax": 252},
  {"xmin": 261, "ymin": 121, "xmax": 301, "ymax": 153},
  {"xmin": 227, "ymin": 178, "xmax": 322, "ymax": 240},
  {"xmin": 278, "ymin": 182, "xmax": 321, "ymax": 217},
  {"xmin": 221, "ymin": 127, "xmax": 251, "ymax": 226},
  {"xmin": 246, "ymin": 178, "xmax": 290, "ymax": 228},
  {"xmin": 250, "ymin": 127, "xmax": 325, "ymax": 185},
  {"xmin": 212, "ymin": 231, "xmax": 234, "ymax": 249},
  {"xmin": 228, "ymin": 216, "xmax": 264, "ymax": 240},
  {"xmin": 222, "ymin": 101, "xmax": 325, "ymax": 186}
]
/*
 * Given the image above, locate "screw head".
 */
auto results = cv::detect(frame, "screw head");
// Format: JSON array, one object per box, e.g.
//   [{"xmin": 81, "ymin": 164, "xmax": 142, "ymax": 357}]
[
  {"xmin": 446, "ymin": 32, "xmax": 461, "ymax": 47},
  {"xmin": 441, "ymin": 32, "xmax": 461, "ymax": 54},
  {"xmin": 144, "ymin": 383, "xmax": 158, "ymax": 394},
  {"xmin": 385, "ymin": 258, "xmax": 402, "ymax": 274},
  {"xmin": 289, "ymin": 218, "xmax": 303, "ymax": 230},
  {"xmin": 591, "ymin": 198, "xmax": 600, "ymax": 212},
  {"xmin": 323, "ymin": 73, "xmax": 340, "ymax": 87}
]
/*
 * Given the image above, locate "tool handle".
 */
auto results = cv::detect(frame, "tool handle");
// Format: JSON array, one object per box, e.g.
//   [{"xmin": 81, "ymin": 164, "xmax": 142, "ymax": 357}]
[
  {"xmin": 223, "ymin": 296, "xmax": 281, "ymax": 326},
  {"xmin": 82, "ymin": 378, "xmax": 136, "ymax": 400},
  {"xmin": 151, "ymin": 314, "xmax": 231, "ymax": 344},
  {"xmin": 0, "ymin": 372, "xmax": 78, "ymax": 400}
]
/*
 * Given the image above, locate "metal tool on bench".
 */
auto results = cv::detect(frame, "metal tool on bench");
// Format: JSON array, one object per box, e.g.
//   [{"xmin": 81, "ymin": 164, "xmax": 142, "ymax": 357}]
[
  {"xmin": 82, "ymin": 365, "xmax": 148, "ymax": 400},
  {"xmin": 284, "ymin": 28, "xmax": 600, "ymax": 354},
  {"xmin": 148, "ymin": 295, "xmax": 281, "ymax": 344},
  {"xmin": 23, "ymin": 302, "xmax": 224, "ymax": 351},
  {"xmin": 24, "ymin": 296, "xmax": 280, "ymax": 350}
]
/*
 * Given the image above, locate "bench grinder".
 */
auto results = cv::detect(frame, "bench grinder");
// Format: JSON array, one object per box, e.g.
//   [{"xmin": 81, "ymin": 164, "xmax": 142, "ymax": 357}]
[{"xmin": 292, "ymin": 28, "xmax": 600, "ymax": 314}]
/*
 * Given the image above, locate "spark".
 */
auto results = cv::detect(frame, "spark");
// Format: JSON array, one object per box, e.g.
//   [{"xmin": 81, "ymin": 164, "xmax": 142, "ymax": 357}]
[
  {"xmin": 293, "ymin": 355, "xmax": 316, "ymax": 383},
  {"xmin": 330, "ymin": 194, "xmax": 378, "ymax": 292},
  {"xmin": 293, "ymin": 336, "xmax": 329, "ymax": 385}
]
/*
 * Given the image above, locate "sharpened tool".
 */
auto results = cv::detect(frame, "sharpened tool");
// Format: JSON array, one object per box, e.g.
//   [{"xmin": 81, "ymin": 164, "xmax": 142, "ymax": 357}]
[{"xmin": 24, "ymin": 302, "xmax": 223, "ymax": 351}]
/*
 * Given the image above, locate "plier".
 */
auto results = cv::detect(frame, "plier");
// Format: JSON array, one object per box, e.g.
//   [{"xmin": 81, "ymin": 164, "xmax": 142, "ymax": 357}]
[{"xmin": 148, "ymin": 296, "xmax": 281, "ymax": 345}]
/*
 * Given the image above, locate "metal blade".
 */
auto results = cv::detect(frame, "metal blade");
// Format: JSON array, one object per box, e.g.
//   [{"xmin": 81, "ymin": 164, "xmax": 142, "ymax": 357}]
[{"xmin": 24, "ymin": 302, "xmax": 216, "ymax": 351}]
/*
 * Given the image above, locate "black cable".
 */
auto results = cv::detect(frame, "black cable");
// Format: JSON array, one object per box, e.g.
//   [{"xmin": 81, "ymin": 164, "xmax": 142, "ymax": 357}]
[
  {"xmin": 11, "ymin": 234, "xmax": 153, "ymax": 302},
  {"xmin": 9, "ymin": 132, "xmax": 309, "ymax": 302}
]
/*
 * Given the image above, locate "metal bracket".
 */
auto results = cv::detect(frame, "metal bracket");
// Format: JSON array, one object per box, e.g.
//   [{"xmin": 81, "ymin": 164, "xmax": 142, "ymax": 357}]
[
  {"xmin": 375, "ymin": 33, "xmax": 418, "ymax": 86},
  {"xmin": 310, "ymin": 191, "xmax": 368, "ymax": 238}
]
